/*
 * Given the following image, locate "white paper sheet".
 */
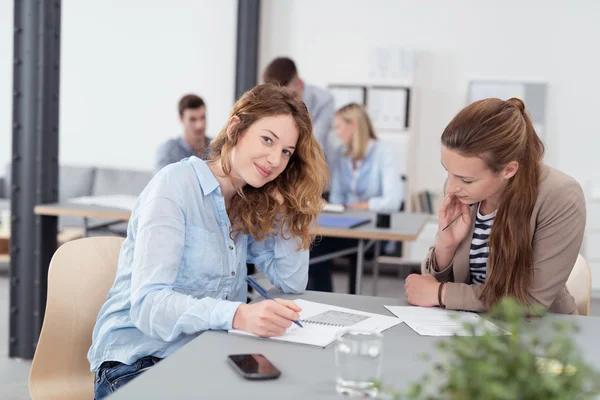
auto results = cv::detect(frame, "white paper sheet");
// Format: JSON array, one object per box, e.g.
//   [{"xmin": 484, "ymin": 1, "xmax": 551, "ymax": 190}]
[
  {"xmin": 230, "ymin": 299, "xmax": 401, "ymax": 348},
  {"xmin": 69, "ymin": 194, "xmax": 138, "ymax": 211},
  {"xmin": 322, "ymin": 203, "xmax": 345, "ymax": 213},
  {"xmin": 384, "ymin": 305, "xmax": 508, "ymax": 337}
]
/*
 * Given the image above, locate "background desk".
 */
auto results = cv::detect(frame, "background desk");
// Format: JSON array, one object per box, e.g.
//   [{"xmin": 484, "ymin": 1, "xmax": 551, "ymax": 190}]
[
  {"xmin": 111, "ymin": 290, "xmax": 600, "ymax": 400},
  {"xmin": 34, "ymin": 202, "xmax": 429, "ymax": 294},
  {"xmin": 311, "ymin": 210, "xmax": 429, "ymax": 294}
]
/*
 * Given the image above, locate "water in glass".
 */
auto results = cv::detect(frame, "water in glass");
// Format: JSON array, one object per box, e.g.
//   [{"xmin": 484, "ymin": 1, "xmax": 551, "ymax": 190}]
[{"xmin": 334, "ymin": 330, "xmax": 383, "ymax": 397}]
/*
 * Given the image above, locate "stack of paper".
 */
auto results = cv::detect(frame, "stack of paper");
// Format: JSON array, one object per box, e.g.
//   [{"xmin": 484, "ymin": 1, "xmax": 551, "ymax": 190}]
[
  {"xmin": 384, "ymin": 306, "xmax": 508, "ymax": 337},
  {"xmin": 322, "ymin": 203, "xmax": 345, "ymax": 213},
  {"xmin": 229, "ymin": 299, "xmax": 401, "ymax": 348}
]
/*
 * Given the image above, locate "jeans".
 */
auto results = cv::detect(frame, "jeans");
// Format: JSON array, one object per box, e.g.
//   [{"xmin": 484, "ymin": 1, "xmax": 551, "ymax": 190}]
[
  {"xmin": 308, "ymin": 237, "xmax": 357, "ymax": 293},
  {"xmin": 94, "ymin": 356, "xmax": 161, "ymax": 399}
]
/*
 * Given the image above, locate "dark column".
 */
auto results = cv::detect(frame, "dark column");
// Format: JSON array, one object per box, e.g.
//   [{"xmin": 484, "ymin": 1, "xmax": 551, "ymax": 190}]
[
  {"xmin": 234, "ymin": 0, "xmax": 260, "ymax": 100},
  {"xmin": 10, "ymin": 0, "xmax": 61, "ymax": 359}
]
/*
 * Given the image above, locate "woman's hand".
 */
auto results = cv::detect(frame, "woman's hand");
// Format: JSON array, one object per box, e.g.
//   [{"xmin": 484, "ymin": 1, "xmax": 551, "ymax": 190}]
[
  {"xmin": 434, "ymin": 195, "xmax": 472, "ymax": 269},
  {"xmin": 405, "ymin": 274, "xmax": 444, "ymax": 307},
  {"xmin": 436, "ymin": 195, "xmax": 472, "ymax": 248},
  {"xmin": 232, "ymin": 299, "xmax": 301, "ymax": 337}
]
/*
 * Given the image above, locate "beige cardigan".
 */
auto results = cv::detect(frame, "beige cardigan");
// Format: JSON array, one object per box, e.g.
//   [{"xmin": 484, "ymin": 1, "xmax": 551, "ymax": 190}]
[{"xmin": 422, "ymin": 165, "xmax": 585, "ymax": 314}]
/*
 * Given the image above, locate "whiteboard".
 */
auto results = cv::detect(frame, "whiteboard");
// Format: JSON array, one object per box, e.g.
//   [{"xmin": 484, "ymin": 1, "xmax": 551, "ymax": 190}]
[
  {"xmin": 469, "ymin": 82, "xmax": 525, "ymax": 102},
  {"xmin": 329, "ymin": 86, "xmax": 366, "ymax": 110},
  {"xmin": 367, "ymin": 87, "xmax": 408, "ymax": 131},
  {"xmin": 468, "ymin": 80, "xmax": 547, "ymax": 139}
]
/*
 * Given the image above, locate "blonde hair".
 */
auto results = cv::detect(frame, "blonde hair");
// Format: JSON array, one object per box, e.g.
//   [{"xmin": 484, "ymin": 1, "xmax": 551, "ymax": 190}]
[
  {"xmin": 336, "ymin": 103, "xmax": 377, "ymax": 161},
  {"xmin": 209, "ymin": 84, "xmax": 328, "ymax": 250}
]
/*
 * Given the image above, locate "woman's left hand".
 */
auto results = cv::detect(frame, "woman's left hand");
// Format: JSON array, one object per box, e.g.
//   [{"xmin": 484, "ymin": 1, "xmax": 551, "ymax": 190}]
[
  {"xmin": 405, "ymin": 274, "xmax": 443, "ymax": 307},
  {"xmin": 347, "ymin": 201, "xmax": 369, "ymax": 210}
]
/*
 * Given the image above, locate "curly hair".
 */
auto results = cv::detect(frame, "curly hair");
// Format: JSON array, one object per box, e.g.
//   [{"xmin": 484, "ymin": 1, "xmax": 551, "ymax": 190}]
[{"xmin": 208, "ymin": 84, "xmax": 328, "ymax": 250}]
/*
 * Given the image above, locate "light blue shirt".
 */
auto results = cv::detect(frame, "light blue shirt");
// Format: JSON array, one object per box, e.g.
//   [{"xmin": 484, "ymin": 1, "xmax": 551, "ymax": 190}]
[
  {"xmin": 87, "ymin": 157, "xmax": 308, "ymax": 371},
  {"xmin": 329, "ymin": 140, "xmax": 403, "ymax": 212}
]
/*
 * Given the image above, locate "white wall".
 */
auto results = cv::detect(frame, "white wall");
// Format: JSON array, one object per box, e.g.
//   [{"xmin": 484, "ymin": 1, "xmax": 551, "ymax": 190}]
[
  {"xmin": 259, "ymin": 0, "xmax": 600, "ymax": 193},
  {"xmin": 0, "ymin": 0, "xmax": 237, "ymax": 172}
]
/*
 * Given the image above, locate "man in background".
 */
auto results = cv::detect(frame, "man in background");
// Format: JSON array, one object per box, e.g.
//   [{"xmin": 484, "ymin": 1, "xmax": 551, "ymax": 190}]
[
  {"xmin": 264, "ymin": 57, "xmax": 338, "ymax": 293},
  {"xmin": 263, "ymin": 57, "xmax": 336, "ymax": 168},
  {"xmin": 155, "ymin": 94, "xmax": 211, "ymax": 173}
]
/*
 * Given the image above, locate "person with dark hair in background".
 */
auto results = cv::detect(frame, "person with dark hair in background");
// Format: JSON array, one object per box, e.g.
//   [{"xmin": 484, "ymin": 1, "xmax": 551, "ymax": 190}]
[
  {"xmin": 263, "ymin": 57, "xmax": 336, "ymax": 170},
  {"xmin": 155, "ymin": 94, "xmax": 211, "ymax": 173}
]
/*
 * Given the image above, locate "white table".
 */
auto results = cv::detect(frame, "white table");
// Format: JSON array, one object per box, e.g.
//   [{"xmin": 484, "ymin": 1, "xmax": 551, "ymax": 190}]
[{"xmin": 110, "ymin": 289, "xmax": 600, "ymax": 399}]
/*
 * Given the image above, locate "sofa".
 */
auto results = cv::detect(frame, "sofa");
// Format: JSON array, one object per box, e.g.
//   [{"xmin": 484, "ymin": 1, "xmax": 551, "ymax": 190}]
[{"xmin": 0, "ymin": 164, "xmax": 153, "ymax": 231}]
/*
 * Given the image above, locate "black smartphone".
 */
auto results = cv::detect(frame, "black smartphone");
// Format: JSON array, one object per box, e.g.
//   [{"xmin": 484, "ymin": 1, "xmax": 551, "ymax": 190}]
[{"xmin": 227, "ymin": 354, "xmax": 281, "ymax": 380}]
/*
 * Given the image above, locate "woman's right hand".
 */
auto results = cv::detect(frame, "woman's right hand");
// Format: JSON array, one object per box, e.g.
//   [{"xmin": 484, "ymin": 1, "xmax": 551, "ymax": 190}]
[
  {"xmin": 434, "ymin": 195, "xmax": 472, "ymax": 268},
  {"xmin": 232, "ymin": 299, "xmax": 301, "ymax": 337}
]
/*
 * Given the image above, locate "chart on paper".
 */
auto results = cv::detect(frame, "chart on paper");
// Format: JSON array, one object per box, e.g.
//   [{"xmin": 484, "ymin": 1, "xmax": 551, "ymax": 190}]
[
  {"xmin": 301, "ymin": 310, "xmax": 370, "ymax": 327},
  {"xmin": 229, "ymin": 300, "xmax": 401, "ymax": 347}
]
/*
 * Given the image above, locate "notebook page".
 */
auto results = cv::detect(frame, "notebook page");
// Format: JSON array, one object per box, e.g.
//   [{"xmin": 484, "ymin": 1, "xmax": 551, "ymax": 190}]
[
  {"xmin": 229, "ymin": 300, "xmax": 401, "ymax": 347},
  {"xmin": 384, "ymin": 305, "xmax": 508, "ymax": 336}
]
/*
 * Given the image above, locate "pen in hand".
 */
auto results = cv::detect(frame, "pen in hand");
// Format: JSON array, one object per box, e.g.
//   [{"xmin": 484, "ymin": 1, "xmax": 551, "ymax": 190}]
[
  {"xmin": 246, "ymin": 276, "xmax": 304, "ymax": 328},
  {"xmin": 439, "ymin": 200, "xmax": 473, "ymax": 232},
  {"xmin": 440, "ymin": 212, "xmax": 463, "ymax": 232}
]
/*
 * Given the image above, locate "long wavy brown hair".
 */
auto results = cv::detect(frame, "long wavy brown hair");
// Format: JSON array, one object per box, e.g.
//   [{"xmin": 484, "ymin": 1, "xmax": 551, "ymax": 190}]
[
  {"xmin": 209, "ymin": 84, "xmax": 328, "ymax": 250},
  {"xmin": 442, "ymin": 97, "xmax": 544, "ymax": 307}
]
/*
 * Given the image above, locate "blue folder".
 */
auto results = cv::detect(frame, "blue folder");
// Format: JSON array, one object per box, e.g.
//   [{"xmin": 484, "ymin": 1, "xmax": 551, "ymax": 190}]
[{"xmin": 317, "ymin": 214, "xmax": 371, "ymax": 229}]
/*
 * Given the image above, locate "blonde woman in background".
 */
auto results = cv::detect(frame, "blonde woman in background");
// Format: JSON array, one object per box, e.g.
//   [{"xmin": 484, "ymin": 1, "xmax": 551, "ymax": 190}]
[
  {"xmin": 328, "ymin": 103, "xmax": 402, "ymax": 211},
  {"xmin": 309, "ymin": 103, "xmax": 402, "ymax": 292}
]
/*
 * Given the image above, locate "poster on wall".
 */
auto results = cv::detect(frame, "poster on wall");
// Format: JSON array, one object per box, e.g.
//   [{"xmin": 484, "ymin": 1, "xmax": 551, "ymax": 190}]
[{"xmin": 367, "ymin": 87, "xmax": 409, "ymax": 131}]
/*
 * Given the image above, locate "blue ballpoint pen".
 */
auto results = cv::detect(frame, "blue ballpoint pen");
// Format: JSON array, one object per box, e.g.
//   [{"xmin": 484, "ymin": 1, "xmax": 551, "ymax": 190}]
[{"xmin": 246, "ymin": 276, "xmax": 303, "ymax": 328}]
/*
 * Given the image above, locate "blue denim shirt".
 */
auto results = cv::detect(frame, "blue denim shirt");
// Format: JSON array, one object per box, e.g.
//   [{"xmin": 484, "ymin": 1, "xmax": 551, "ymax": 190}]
[
  {"xmin": 87, "ymin": 157, "xmax": 308, "ymax": 371},
  {"xmin": 329, "ymin": 140, "xmax": 403, "ymax": 212}
]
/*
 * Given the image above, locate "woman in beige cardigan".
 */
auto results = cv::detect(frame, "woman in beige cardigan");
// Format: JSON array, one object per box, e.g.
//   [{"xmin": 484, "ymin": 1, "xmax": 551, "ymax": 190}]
[{"xmin": 405, "ymin": 97, "xmax": 585, "ymax": 314}]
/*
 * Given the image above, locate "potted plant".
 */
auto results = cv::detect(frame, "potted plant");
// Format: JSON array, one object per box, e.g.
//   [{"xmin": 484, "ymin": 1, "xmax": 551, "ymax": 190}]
[{"xmin": 378, "ymin": 297, "xmax": 600, "ymax": 399}]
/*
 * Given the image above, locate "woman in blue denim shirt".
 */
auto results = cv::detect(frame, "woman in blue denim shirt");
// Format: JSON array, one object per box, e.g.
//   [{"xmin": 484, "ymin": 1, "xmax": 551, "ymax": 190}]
[
  {"xmin": 89, "ymin": 84, "xmax": 328, "ymax": 399},
  {"xmin": 309, "ymin": 103, "xmax": 402, "ymax": 292}
]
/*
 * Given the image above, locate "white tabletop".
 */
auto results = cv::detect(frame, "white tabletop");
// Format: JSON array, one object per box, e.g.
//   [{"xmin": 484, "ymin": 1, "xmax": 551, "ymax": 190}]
[{"xmin": 111, "ymin": 290, "xmax": 600, "ymax": 399}]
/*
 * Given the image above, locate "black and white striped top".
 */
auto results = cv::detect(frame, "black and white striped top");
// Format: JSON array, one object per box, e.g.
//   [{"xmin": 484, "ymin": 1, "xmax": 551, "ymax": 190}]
[{"xmin": 470, "ymin": 205, "xmax": 497, "ymax": 285}]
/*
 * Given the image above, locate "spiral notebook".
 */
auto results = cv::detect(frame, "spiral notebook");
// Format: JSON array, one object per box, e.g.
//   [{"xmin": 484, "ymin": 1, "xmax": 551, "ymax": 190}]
[{"xmin": 228, "ymin": 299, "xmax": 401, "ymax": 348}]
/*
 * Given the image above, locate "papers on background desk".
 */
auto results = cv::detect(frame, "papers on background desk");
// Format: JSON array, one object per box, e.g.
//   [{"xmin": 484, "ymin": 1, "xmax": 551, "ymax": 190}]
[
  {"xmin": 384, "ymin": 306, "xmax": 508, "ymax": 337},
  {"xmin": 322, "ymin": 203, "xmax": 345, "ymax": 213},
  {"xmin": 230, "ymin": 299, "xmax": 401, "ymax": 348},
  {"xmin": 69, "ymin": 195, "xmax": 138, "ymax": 211}
]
